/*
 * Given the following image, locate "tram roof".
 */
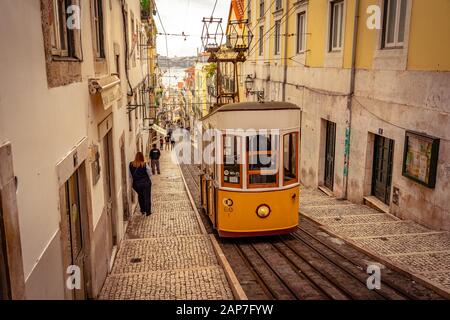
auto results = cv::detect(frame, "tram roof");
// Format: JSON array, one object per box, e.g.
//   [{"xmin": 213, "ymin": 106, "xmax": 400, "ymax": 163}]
[{"xmin": 202, "ymin": 102, "xmax": 300, "ymax": 120}]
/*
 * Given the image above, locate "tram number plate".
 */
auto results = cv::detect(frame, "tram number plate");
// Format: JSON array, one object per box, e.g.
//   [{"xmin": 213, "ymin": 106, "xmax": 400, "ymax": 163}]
[{"xmin": 229, "ymin": 177, "xmax": 238, "ymax": 183}]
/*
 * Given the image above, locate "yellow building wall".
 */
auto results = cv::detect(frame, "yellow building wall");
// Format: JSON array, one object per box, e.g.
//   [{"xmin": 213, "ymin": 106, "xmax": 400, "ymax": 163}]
[
  {"xmin": 342, "ymin": 0, "xmax": 357, "ymax": 69},
  {"xmin": 304, "ymin": 0, "xmax": 327, "ymax": 68},
  {"xmin": 407, "ymin": 0, "xmax": 450, "ymax": 71},
  {"xmin": 244, "ymin": 0, "xmax": 450, "ymax": 75},
  {"xmin": 354, "ymin": 0, "xmax": 376, "ymax": 70}
]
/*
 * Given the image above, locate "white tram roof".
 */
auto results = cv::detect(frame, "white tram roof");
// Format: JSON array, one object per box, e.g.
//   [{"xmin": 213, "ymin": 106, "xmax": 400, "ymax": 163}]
[{"xmin": 201, "ymin": 102, "xmax": 301, "ymax": 130}]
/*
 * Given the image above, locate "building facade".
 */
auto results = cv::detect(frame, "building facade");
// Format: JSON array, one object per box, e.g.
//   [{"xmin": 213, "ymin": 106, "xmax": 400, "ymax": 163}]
[
  {"xmin": 194, "ymin": 53, "xmax": 209, "ymax": 117},
  {"xmin": 0, "ymin": 0, "xmax": 157, "ymax": 299},
  {"xmin": 241, "ymin": 0, "xmax": 450, "ymax": 231}
]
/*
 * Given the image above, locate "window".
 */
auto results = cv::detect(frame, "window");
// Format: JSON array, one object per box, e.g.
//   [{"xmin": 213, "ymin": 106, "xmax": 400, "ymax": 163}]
[
  {"xmin": 296, "ymin": 12, "xmax": 306, "ymax": 53},
  {"xmin": 383, "ymin": 0, "xmax": 407, "ymax": 48},
  {"xmin": 329, "ymin": 0, "xmax": 344, "ymax": 51},
  {"xmin": 259, "ymin": 0, "xmax": 265, "ymax": 18},
  {"xmin": 275, "ymin": 0, "xmax": 282, "ymax": 11},
  {"xmin": 50, "ymin": 0, "xmax": 72, "ymax": 57},
  {"xmin": 259, "ymin": 26, "xmax": 264, "ymax": 56},
  {"xmin": 92, "ymin": 0, "xmax": 105, "ymax": 58},
  {"xmin": 283, "ymin": 132, "xmax": 298, "ymax": 185},
  {"xmin": 222, "ymin": 135, "xmax": 242, "ymax": 188},
  {"xmin": 247, "ymin": 134, "xmax": 279, "ymax": 188},
  {"xmin": 274, "ymin": 20, "xmax": 281, "ymax": 55}
]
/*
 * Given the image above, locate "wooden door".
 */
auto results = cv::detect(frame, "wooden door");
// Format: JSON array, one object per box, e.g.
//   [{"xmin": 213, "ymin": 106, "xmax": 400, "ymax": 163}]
[
  {"xmin": 65, "ymin": 172, "xmax": 86, "ymax": 300},
  {"xmin": 0, "ymin": 195, "xmax": 11, "ymax": 300},
  {"xmin": 103, "ymin": 131, "xmax": 117, "ymax": 262},
  {"xmin": 372, "ymin": 135, "xmax": 394, "ymax": 204},
  {"xmin": 324, "ymin": 121, "xmax": 336, "ymax": 190},
  {"xmin": 120, "ymin": 136, "xmax": 129, "ymax": 221}
]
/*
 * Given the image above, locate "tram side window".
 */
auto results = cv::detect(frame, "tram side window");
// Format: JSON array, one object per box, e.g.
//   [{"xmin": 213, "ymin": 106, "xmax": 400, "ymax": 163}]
[
  {"xmin": 283, "ymin": 132, "xmax": 298, "ymax": 185},
  {"xmin": 247, "ymin": 134, "xmax": 279, "ymax": 187},
  {"xmin": 223, "ymin": 135, "xmax": 242, "ymax": 187}
]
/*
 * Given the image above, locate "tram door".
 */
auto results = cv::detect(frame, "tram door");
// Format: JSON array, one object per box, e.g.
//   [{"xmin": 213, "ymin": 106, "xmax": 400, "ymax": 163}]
[
  {"xmin": 200, "ymin": 174, "xmax": 208, "ymax": 213},
  {"xmin": 324, "ymin": 121, "xmax": 336, "ymax": 190},
  {"xmin": 0, "ymin": 195, "xmax": 11, "ymax": 300},
  {"xmin": 372, "ymin": 135, "xmax": 394, "ymax": 204},
  {"xmin": 206, "ymin": 135, "xmax": 217, "ymax": 227},
  {"xmin": 207, "ymin": 179, "xmax": 216, "ymax": 228}
]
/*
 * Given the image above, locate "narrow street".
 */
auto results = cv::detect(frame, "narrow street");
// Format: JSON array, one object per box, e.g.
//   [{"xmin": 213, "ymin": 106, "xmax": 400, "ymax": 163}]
[
  {"xmin": 99, "ymin": 151, "xmax": 233, "ymax": 300},
  {"xmin": 1, "ymin": 0, "xmax": 449, "ymax": 305}
]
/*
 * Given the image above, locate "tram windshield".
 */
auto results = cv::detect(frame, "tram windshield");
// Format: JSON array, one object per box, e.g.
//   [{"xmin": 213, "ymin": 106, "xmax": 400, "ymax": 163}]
[
  {"xmin": 223, "ymin": 135, "xmax": 242, "ymax": 187},
  {"xmin": 247, "ymin": 134, "xmax": 279, "ymax": 188}
]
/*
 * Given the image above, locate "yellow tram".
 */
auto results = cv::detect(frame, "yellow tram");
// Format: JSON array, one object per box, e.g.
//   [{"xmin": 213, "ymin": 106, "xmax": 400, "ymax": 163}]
[{"xmin": 199, "ymin": 102, "xmax": 301, "ymax": 237}]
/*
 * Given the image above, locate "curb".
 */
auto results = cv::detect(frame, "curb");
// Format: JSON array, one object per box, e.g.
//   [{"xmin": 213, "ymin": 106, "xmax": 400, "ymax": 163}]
[{"xmin": 177, "ymin": 163, "xmax": 248, "ymax": 300}]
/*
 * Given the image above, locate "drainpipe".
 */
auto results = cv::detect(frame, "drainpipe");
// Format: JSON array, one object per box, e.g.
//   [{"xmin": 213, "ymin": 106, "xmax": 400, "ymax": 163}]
[
  {"xmin": 282, "ymin": 0, "xmax": 289, "ymax": 102},
  {"xmin": 121, "ymin": 0, "xmax": 134, "ymax": 97},
  {"xmin": 342, "ymin": 0, "xmax": 360, "ymax": 200}
]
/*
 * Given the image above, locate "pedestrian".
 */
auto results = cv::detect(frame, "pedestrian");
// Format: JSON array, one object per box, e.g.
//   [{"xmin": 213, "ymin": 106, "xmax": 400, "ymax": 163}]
[
  {"xmin": 170, "ymin": 135, "xmax": 175, "ymax": 150},
  {"xmin": 159, "ymin": 136, "xmax": 164, "ymax": 150},
  {"xmin": 149, "ymin": 143, "xmax": 161, "ymax": 175},
  {"xmin": 129, "ymin": 152, "xmax": 152, "ymax": 216},
  {"xmin": 165, "ymin": 135, "xmax": 170, "ymax": 151}
]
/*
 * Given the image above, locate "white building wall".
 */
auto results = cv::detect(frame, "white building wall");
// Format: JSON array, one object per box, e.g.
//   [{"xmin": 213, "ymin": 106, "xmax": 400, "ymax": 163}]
[{"xmin": 0, "ymin": 0, "xmax": 149, "ymax": 299}]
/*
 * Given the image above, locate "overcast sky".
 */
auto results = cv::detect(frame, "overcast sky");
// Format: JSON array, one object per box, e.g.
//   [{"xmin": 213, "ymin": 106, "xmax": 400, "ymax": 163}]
[{"xmin": 154, "ymin": 0, "xmax": 231, "ymax": 57}]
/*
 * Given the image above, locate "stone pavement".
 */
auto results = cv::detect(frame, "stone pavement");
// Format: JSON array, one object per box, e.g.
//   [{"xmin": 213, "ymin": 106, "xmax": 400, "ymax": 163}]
[
  {"xmin": 99, "ymin": 151, "xmax": 233, "ymax": 300},
  {"xmin": 300, "ymin": 188, "xmax": 450, "ymax": 298}
]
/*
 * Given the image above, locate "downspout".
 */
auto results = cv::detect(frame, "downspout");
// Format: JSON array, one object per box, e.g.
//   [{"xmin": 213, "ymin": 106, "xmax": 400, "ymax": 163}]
[
  {"xmin": 121, "ymin": 0, "xmax": 134, "ymax": 97},
  {"xmin": 342, "ymin": 0, "xmax": 360, "ymax": 199},
  {"xmin": 282, "ymin": 0, "xmax": 289, "ymax": 102}
]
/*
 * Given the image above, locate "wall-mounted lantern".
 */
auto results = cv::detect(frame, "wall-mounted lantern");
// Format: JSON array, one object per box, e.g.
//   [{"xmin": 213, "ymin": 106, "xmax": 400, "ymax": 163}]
[{"xmin": 245, "ymin": 75, "xmax": 264, "ymax": 103}]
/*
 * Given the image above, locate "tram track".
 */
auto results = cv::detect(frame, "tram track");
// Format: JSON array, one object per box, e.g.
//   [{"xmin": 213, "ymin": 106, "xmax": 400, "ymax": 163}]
[{"xmin": 180, "ymin": 163, "xmax": 444, "ymax": 300}]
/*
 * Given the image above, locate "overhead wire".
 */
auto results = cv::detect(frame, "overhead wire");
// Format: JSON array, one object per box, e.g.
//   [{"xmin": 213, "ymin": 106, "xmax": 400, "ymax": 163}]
[{"xmin": 211, "ymin": 0, "xmax": 219, "ymax": 18}]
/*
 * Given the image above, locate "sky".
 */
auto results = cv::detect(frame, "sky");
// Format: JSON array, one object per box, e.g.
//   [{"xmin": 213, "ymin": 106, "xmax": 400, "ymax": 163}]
[{"xmin": 154, "ymin": 0, "xmax": 231, "ymax": 57}]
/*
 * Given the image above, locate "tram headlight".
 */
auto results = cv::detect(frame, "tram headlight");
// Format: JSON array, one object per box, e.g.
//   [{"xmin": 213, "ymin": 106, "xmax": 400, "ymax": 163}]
[{"xmin": 256, "ymin": 204, "xmax": 271, "ymax": 218}]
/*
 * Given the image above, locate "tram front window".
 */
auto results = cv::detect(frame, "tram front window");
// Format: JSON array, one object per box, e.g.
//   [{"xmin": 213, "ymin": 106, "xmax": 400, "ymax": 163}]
[
  {"xmin": 283, "ymin": 132, "xmax": 298, "ymax": 185},
  {"xmin": 247, "ymin": 134, "xmax": 279, "ymax": 187},
  {"xmin": 223, "ymin": 135, "xmax": 242, "ymax": 187}
]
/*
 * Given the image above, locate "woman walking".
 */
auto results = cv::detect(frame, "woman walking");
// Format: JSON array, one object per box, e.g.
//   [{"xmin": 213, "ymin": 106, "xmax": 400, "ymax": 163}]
[{"xmin": 129, "ymin": 152, "xmax": 152, "ymax": 216}]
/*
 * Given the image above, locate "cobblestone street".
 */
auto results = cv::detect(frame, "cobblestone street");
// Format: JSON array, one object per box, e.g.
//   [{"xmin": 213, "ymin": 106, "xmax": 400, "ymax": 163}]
[
  {"xmin": 99, "ymin": 151, "xmax": 233, "ymax": 300},
  {"xmin": 300, "ymin": 188, "xmax": 450, "ymax": 297}
]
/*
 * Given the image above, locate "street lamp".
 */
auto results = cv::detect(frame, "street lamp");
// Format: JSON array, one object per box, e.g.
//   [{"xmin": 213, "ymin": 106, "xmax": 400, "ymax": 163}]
[
  {"xmin": 245, "ymin": 75, "xmax": 264, "ymax": 103},
  {"xmin": 244, "ymin": 75, "xmax": 254, "ymax": 92}
]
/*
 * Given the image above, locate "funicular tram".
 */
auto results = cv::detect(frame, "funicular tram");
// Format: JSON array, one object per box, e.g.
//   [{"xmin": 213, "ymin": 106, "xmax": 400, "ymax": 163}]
[{"xmin": 199, "ymin": 102, "xmax": 301, "ymax": 237}]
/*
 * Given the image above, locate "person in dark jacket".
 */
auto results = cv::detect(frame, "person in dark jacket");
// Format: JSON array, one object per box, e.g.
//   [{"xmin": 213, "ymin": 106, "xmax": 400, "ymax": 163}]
[
  {"xmin": 170, "ymin": 135, "xmax": 175, "ymax": 150},
  {"xmin": 149, "ymin": 144, "xmax": 161, "ymax": 174},
  {"xmin": 165, "ymin": 135, "xmax": 170, "ymax": 151},
  {"xmin": 129, "ymin": 152, "xmax": 152, "ymax": 216}
]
